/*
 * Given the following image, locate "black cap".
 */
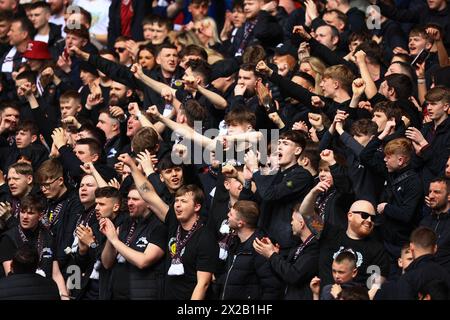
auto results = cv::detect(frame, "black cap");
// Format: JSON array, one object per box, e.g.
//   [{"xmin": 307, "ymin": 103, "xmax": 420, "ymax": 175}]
[
  {"xmin": 274, "ymin": 42, "xmax": 298, "ymax": 60},
  {"xmin": 210, "ymin": 58, "xmax": 240, "ymax": 81}
]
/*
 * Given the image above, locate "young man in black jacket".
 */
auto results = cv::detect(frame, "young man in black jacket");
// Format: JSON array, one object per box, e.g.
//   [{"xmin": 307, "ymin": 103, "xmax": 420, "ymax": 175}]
[
  {"xmin": 371, "ymin": 137, "xmax": 423, "ymax": 269},
  {"xmin": 0, "ymin": 245, "xmax": 60, "ymax": 300},
  {"xmin": 253, "ymin": 202, "xmax": 320, "ymax": 300},
  {"xmin": 219, "ymin": 200, "xmax": 283, "ymax": 300},
  {"xmin": 228, "ymin": 0, "xmax": 283, "ymax": 57},
  {"xmin": 406, "ymin": 86, "xmax": 450, "ymax": 193},
  {"xmin": 241, "ymin": 130, "xmax": 314, "ymax": 256}
]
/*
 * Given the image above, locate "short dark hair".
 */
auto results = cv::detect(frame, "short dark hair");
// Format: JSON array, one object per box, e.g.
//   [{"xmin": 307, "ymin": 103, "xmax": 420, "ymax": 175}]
[
  {"xmin": 224, "ymin": 106, "xmax": 256, "ymax": 128},
  {"xmin": 153, "ymin": 15, "xmax": 173, "ymax": 31},
  {"xmin": 373, "ymin": 101, "xmax": 403, "ymax": 123},
  {"xmin": 21, "ymin": 194, "xmax": 47, "ymax": 214},
  {"xmin": 158, "ymin": 155, "xmax": 182, "ymax": 172},
  {"xmin": 8, "ymin": 162, "xmax": 33, "ymax": 176},
  {"xmin": 350, "ymin": 119, "xmax": 378, "ymax": 137},
  {"xmin": 279, "ymin": 130, "xmax": 307, "ymax": 153},
  {"xmin": 17, "ymin": 120, "xmax": 39, "ymax": 136},
  {"xmin": 429, "ymin": 177, "xmax": 450, "ymax": 192},
  {"xmin": 12, "ymin": 17, "xmax": 35, "ymax": 39},
  {"xmin": 337, "ymin": 286, "xmax": 370, "ymax": 300},
  {"xmin": 334, "ymin": 251, "xmax": 357, "ymax": 269},
  {"xmin": 324, "ymin": 9, "xmax": 347, "ymax": 27},
  {"xmin": 155, "ymin": 43, "xmax": 178, "ymax": 56},
  {"xmin": 187, "ymin": 58, "xmax": 211, "ymax": 83},
  {"xmin": 75, "ymin": 138, "xmax": 102, "ymax": 158},
  {"xmin": 131, "ymin": 127, "xmax": 159, "ymax": 154},
  {"xmin": 355, "ymin": 41, "xmax": 384, "ymax": 65},
  {"xmin": 385, "ymin": 74, "xmax": 413, "ymax": 100},
  {"xmin": 95, "ymin": 186, "xmax": 121, "ymax": 200},
  {"xmin": 11, "ymin": 245, "xmax": 39, "ymax": 274},
  {"xmin": 179, "ymin": 44, "xmax": 208, "ymax": 61},
  {"xmin": 233, "ymin": 200, "xmax": 259, "ymax": 228},
  {"xmin": 181, "ymin": 99, "xmax": 208, "ymax": 127},
  {"xmin": 30, "ymin": 1, "xmax": 51, "ymax": 11},
  {"xmin": 16, "ymin": 70, "xmax": 37, "ymax": 84},
  {"xmin": 77, "ymin": 123, "xmax": 107, "ymax": 146},
  {"xmin": 292, "ymin": 71, "xmax": 316, "ymax": 87},
  {"xmin": 410, "ymin": 226, "xmax": 437, "ymax": 250}
]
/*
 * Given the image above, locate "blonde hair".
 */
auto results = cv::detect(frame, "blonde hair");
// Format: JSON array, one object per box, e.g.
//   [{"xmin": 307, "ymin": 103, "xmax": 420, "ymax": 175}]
[{"xmin": 300, "ymin": 57, "xmax": 326, "ymax": 95}]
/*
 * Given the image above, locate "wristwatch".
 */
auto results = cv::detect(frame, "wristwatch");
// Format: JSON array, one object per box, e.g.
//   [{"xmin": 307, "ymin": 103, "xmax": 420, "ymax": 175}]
[{"xmin": 89, "ymin": 242, "xmax": 98, "ymax": 250}]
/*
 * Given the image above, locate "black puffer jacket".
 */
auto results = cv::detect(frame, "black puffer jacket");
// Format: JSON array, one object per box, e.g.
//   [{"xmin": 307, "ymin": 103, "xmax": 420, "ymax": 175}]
[
  {"xmin": 0, "ymin": 273, "xmax": 60, "ymax": 300},
  {"xmin": 219, "ymin": 229, "xmax": 283, "ymax": 300},
  {"xmin": 421, "ymin": 209, "xmax": 450, "ymax": 273}
]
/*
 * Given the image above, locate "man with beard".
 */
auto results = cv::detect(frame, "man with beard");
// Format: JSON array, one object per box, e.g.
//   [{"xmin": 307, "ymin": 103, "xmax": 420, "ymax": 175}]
[
  {"xmin": 421, "ymin": 178, "xmax": 450, "ymax": 272},
  {"xmin": 318, "ymin": 200, "xmax": 390, "ymax": 288},
  {"xmin": 47, "ymin": 0, "xmax": 68, "ymax": 30},
  {"xmin": 100, "ymin": 185, "xmax": 167, "ymax": 300},
  {"xmin": 0, "ymin": 194, "xmax": 69, "ymax": 299}
]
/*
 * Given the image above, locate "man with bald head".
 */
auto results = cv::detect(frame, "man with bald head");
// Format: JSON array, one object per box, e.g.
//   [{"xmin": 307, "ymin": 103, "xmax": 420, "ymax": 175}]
[{"xmin": 318, "ymin": 200, "xmax": 390, "ymax": 288}]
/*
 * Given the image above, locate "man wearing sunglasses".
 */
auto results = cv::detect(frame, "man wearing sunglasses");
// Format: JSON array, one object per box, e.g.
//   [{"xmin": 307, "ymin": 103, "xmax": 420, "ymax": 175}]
[{"xmin": 318, "ymin": 199, "xmax": 390, "ymax": 289}]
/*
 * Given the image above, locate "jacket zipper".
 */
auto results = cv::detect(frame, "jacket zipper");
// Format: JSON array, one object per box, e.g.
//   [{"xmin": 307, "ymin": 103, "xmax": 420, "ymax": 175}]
[{"xmin": 221, "ymin": 254, "xmax": 237, "ymax": 300}]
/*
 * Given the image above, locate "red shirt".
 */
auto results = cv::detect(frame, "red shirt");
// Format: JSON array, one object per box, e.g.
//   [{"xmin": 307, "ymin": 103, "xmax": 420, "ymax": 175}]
[{"xmin": 120, "ymin": 0, "xmax": 134, "ymax": 37}]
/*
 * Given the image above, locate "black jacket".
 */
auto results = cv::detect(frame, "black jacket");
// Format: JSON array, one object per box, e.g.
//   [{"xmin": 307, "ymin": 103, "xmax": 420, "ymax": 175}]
[
  {"xmin": 268, "ymin": 235, "xmax": 319, "ymax": 300},
  {"xmin": 107, "ymin": 0, "xmax": 152, "ymax": 49},
  {"xmin": 377, "ymin": 0, "xmax": 450, "ymax": 52},
  {"xmin": 379, "ymin": 165, "xmax": 423, "ymax": 258},
  {"xmin": 219, "ymin": 229, "xmax": 283, "ymax": 300},
  {"xmin": 372, "ymin": 19, "xmax": 408, "ymax": 62},
  {"xmin": 228, "ymin": 10, "xmax": 283, "ymax": 57},
  {"xmin": 243, "ymin": 164, "xmax": 314, "ymax": 253},
  {"xmin": 421, "ymin": 209, "xmax": 450, "ymax": 273},
  {"xmin": 413, "ymin": 117, "xmax": 450, "ymax": 193},
  {"xmin": 0, "ymin": 273, "xmax": 60, "ymax": 300},
  {"xmin": 392, "ymin": 254, "xmax": 450, "ymax": 299}
]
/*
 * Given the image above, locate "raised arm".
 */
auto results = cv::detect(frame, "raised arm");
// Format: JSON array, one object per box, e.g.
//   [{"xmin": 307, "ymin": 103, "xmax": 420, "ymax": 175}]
[{"xmin": 117, "ymin": 153, "xmax": 169, "ymax": 222}]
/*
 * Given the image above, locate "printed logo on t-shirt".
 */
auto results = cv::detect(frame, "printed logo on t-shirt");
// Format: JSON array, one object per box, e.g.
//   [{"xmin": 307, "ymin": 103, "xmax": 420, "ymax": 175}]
[
  {"xmin": 168, "ymin": 237, "xmax": 185, "ymax": 257},
  {"xmin": 332, "ymin": 246, "xmax": 363, "ymax": 268},
  {"xmin": 41, "ymin": 247, "xmax": 53, "ymax": 259},
  {"xmin": 135, "ymin": 236, "xmax": 149, "ymax": 248}
]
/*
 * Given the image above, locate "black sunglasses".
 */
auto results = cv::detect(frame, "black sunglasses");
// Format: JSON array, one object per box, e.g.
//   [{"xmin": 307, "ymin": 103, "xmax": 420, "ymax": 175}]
[
  {"xmin": 352, "ymin": 211, "xmax": 375, "ymax": 220},
  {"xmin": 115, "ymin": 47, "xmax": 126, "ymax": 53}
]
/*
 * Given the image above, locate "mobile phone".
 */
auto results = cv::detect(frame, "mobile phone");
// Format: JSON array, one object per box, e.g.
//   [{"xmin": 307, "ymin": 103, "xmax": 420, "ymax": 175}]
[{"xmin": 411, "ymin": 48, "xmax": 430, "ymax": 66}]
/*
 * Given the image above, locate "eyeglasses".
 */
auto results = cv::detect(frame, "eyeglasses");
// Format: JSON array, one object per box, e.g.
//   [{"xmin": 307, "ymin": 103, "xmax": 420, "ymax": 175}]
[
  {"xmin": 114, "ymin": 47, "xmax": 126, "ymax": 53},
  {"xmin": 40, "ymin": 177, "xmax": 60, "ymax": 189},
  {"xmin": 351, "ymin": 211, "xmax": 375, "ymax": 220}
]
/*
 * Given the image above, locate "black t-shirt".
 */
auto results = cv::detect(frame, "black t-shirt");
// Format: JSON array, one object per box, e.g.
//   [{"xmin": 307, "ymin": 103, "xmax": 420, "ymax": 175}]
[
  {"xmin": 0, "ymin": 226, "xmax": 55, "ymax": 278},
  {"xmin": 318, "ymin": 224, "xmax": 390, "ymax": 287},
  {"xmin": 111, "ymin": 213, "xmax": 167, "ymax": 299},
  {"xmin": 164, "ymin": 207, "xmax": 219, "ymax": 300}
]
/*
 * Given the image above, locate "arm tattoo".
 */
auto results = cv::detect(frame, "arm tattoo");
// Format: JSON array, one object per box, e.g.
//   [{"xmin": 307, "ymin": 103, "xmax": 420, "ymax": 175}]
[{"xmin": 139, "ymin": 182, "xmax": 151, "ymax": 193}]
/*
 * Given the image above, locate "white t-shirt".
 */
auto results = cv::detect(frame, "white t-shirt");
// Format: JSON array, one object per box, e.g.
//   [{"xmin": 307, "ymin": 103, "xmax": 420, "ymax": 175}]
[
  {"xmin": 73, "ymin": 0, "xmax": 111, "ymax": 35},
  {"xmin": 34, "ymin": 33, "xmax": 50, "ymax": 43}
]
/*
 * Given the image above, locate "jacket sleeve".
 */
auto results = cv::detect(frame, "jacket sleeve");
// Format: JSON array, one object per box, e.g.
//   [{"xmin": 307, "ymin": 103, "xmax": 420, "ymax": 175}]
[
  {"xmin": 253, "ymin": 10, "xmax": 283, "ymax": 47},
  {"xmin": 88, "ymin": 54, "xmax": 140, "ymax": 89},
  {"xmin": 383, "ymin": 178, "xmax": 423, "ymax": 223},
  {"xmin": 359, "ymin": 137, "xmax": 388, "ymax": 178},
  {"xmin": 254, "ymin": 254, "xmax": 284, "ymax": 299},
  {"xmin": 252, "ymin": 168, "xmax": 312, "ymax": 201},
  {"xmin": 58, "ymin": 146, "xmax": 84, "ymax": 181},
  {"xmin": 268, "ymin": 72, "xmax": 314, "ymax": 108},
  {"xmin": 329, "ymin": 163, "xmax": 353, "ymax": 194},
  {"xmin": 31, "ymin": 110, "xmax": 55, "ymax": 148},
  {"xmin": 269, "ymin": 248, "xmax": 318, "ymax": 286},
  {"xmin": 376, "ymin": 0, "xmax": 421, "ymax": 23},
  {"xmin": 339, "ymin": 131, "xmax": 364, "ymax": 156},
  {"xmin": 308, "ymin": 38, "xmax": 359, "ymax": 75}
]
